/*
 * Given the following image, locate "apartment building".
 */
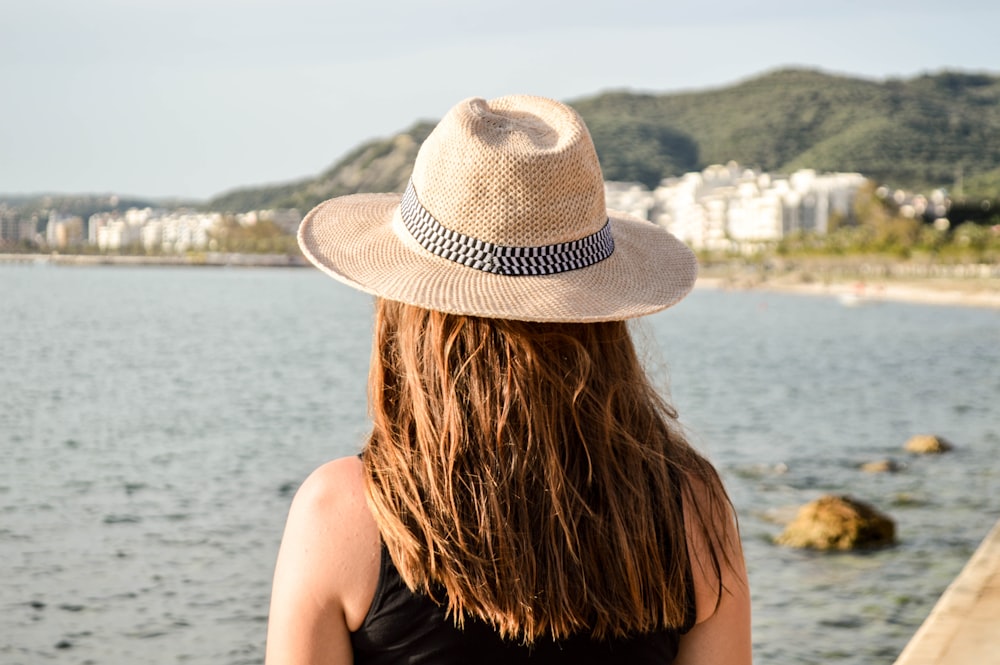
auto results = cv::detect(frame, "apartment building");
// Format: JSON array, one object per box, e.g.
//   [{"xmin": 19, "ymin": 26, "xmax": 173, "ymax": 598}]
[{"xmin": 605, "ymin": 162, "xmax": 867, "ymax": 251}]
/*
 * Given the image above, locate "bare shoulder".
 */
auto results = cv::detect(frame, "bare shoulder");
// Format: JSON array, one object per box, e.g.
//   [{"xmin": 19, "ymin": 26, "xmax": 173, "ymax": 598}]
[
  {"xmin": 293, "ymin": 456, "xmax": 369, "ymax": 517},
  {"xmin": 286, "ymin": 456, "xmax": 381, "ymax": 624},
  {"xmin": 265, "ymin": 456, "xmax": 381, "ymax": 664},
  {"xmin": 679, "ymin": 471, "xmax": 744, "ymax": 621},
  {"xmin": 676, "ymin": 471, "xmax": 752, "ymax": 665}
]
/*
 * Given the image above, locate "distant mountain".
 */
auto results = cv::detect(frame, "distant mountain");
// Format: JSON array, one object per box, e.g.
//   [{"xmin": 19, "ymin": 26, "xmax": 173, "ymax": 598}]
[
  {"xmin": 205, "ymin": 122, "xmax": 436, "ymax": 213},
  {"xmin": 0, "ymin": 193, "xmax": 178, "ymax": 221},
  {"xmin": 571, "ymin": 68, "xmax": 1000, "ymax": 195},
  {"xmin": 9, "ymin": 68, "xmax": 999, "ymax": 218},
  {"xmin": 207, "ymin": 69, "xmax": 1000, "ymax": 213}
]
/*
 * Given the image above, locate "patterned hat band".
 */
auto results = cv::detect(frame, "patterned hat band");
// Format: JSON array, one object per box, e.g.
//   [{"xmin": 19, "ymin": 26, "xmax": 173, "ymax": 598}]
[
  {"xmin": 399, "ymin": 179, "xmax": 615, "ymax": 276},
  {"xmin": 298, "ymin": 96, "xmax": 698, "ymax": 322}
]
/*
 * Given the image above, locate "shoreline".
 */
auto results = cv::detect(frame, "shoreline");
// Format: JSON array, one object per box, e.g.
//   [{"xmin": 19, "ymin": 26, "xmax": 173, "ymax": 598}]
[
  {"xmin": 3, "ymin": 252, "xmax": 998, "ymax": 309},
  {"xmin": 695, "ymin": 261, "xmax": 1000, "ymax": 309},
  {"xmin": 695, "ymin": 276, "xmax": 1000, "ymax": 309},
  {"xmin": 0, "ymin": 252, "xmax": 308, "ymax": 268}
]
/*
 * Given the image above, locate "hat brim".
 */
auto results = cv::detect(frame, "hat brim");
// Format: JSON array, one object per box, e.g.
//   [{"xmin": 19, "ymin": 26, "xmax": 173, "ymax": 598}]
[{"xmin": 298, "ymin": 193, "xmax": 698, "ymax": 322}]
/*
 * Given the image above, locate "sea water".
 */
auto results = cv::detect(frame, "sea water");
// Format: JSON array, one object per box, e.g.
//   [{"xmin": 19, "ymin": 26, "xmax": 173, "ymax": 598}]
[{"xmin": 1, "ymin": 264, "xmax": 998, "ymax": 664}]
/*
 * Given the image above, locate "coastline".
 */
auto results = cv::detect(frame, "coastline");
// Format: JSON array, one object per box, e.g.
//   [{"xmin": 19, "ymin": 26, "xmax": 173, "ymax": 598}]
[
  {"xmin": 0, "ymin": 252, "xmax": 309, "ymax": 268},
  {"xmin": 3, "ymin": 252, "xmax": 998, "ymax": 309},
  {"xmin": 695, "ymin": 260, "xmax": 1000, "ymax": 309}
]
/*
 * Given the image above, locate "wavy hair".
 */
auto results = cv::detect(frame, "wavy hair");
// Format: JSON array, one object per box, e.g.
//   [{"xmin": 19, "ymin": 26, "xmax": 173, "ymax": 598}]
[{"xmin": 362, "ymin": 298, "xmax": 733, "ymax": 642}]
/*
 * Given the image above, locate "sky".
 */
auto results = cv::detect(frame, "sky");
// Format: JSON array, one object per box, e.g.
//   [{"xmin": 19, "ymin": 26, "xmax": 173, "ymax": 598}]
[{"xmin": 2, "ymin": 0, "xmax": 998, "ymax": 201}]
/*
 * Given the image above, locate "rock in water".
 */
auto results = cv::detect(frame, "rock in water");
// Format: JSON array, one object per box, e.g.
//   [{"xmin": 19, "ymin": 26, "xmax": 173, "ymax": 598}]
[
  {"xmin": 776, "ymin": 495, "xmax": 896, "ymax": 550},
  {"xmin": 860, "ymin": 459, "xmax": 901, "ymax": 473},
  {"xmin": 904, "ymin": 434, "xmax": 953, "ymax": 454}
]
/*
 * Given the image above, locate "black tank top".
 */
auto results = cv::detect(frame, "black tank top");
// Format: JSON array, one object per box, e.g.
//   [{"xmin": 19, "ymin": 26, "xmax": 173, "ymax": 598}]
[{"xmin": 350, "ymin": 544, "xmax": 692, "ymax": 664}]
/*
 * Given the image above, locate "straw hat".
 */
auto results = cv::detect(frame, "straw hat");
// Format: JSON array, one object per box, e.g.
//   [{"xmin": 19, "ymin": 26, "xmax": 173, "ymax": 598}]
[{"xmin": 298, "ymin": 95, "xmax": 697, "ymax": 322}]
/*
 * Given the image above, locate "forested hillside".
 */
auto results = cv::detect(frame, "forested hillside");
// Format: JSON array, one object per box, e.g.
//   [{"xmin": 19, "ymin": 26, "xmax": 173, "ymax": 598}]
[
  {"xmin": 8, "ymin": 68, "xmax": 996, "ymax": 218},
  {"xmin": 205, "ymin": 122, "xmax": 435, "ymax": 213},
  {"xmin": 572, "ymin": 68, "xmax": 1000, "ymax": 192},
  {"xmin": 206, "ymin": 68, "xmax": 1000, "ymax": 213}
]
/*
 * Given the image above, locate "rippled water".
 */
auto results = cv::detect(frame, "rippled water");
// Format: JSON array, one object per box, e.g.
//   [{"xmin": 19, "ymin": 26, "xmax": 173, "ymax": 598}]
[{"xmin": 2, "ymin": 264, "xmax": 998, "ymax": 664}]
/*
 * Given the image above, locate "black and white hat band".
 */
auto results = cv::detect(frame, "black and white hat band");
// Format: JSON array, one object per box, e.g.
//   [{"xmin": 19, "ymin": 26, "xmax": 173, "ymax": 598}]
[{"xmin": 399, "ymin": 179, "xmax": 615, "ymax": 276}]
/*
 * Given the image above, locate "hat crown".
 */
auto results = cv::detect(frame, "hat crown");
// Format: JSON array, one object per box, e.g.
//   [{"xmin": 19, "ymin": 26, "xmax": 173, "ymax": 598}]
[
  {"xmin": 297, "ymin": 93, "xmax": 698, "ymax": 322},
  {"xmin": 410, "ymin": 95, "xmax": 607, "ymax": 248}
]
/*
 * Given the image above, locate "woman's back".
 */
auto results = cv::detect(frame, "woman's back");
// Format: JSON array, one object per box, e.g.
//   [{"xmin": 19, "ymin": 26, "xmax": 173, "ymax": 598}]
[
  {"xmin": 363, "ymin": 305, "xmax": 713, "ymax": 643},
  {"xmin": 266, "ymin": 447, "xmax": 749, "ymax": 664},
  {"xmin": 265, "ymin": 93, "xmax": 752, "ymax": 664},
  {"xmin": 351, "ymin": 542, "xmax": 688, "ymax": 665}
]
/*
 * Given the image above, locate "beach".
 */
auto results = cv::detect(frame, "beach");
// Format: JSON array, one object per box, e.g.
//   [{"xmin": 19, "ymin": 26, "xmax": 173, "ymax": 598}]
[
  {"xmin": 695, "ymin": 259, "xmax": 1000, "ymax": 309},
  {"xmin": 4, "ymin": 252, "xmax": 998, "ymax": 309}
]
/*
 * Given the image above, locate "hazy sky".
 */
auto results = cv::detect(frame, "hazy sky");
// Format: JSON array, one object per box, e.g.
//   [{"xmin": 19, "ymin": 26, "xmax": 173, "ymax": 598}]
[{"xmin": 3, "ymin": 0, "xmax": 998, "ymax": 200}]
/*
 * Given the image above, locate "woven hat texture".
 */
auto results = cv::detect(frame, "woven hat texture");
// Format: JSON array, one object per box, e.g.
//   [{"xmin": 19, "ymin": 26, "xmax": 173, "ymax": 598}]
[{"xmin": 298, "ymin": 95, "xmax": 697, "ymax": 322}]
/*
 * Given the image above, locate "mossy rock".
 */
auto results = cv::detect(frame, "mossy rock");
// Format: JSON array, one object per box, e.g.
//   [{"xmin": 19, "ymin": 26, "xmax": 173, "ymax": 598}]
[
  {"xmin": 860, "ymin": 459, "xmax": 902, "ymax": 473},
  {"xmin": 904, "ymin": 434, "xmax": 953, "ymax": 454},
  {"xmin": 776, "ymin": 495, "xmax": 896, "ymax": 550}
]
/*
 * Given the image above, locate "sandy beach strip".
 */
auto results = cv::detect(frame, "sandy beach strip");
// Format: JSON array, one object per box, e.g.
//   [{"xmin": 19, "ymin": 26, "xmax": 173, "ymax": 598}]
[
  {"xmin": 4, "ymin": 252, "xmax": 998, "ymax": 309},
  {"xmin": 695, "ymin": 262, "xmax": 1000, "ymax": 310},
  {"xmin": 0, "ymin": 252, "xmax": 309, "ymax": 268}
]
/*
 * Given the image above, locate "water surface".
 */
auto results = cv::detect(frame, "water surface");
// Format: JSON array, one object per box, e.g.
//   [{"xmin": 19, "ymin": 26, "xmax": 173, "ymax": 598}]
[{"xmin": 2, "ymin": 264, "xmax": 998, "ymax": 664}]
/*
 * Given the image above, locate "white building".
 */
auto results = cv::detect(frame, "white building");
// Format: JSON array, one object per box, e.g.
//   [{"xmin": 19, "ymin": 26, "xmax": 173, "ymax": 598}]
[
  {"xmin": 159, "ymin": 212, "xmax": 217, "ymax": 253},
  {"xmin": 88, "ymin": 208, "xmax": 221, "ymax": 253},
  {"xmin": 96, "ymin": 219, "xmax": 141, "ymax": 251},
  {"xmin": 604, "ymin": 182, "xmax": 655, "ymax": 221},
  {"xmin": 606, "ymin": 162, "xmax": 867, "ymax": 251},
  {"xmin": 87, "ymin": 207, "xmax": 297, "ymax": 254},
  {"xmin": 45, "ymin": 212, "xmax": 85, "ymax": 249},
  {"xmin": 0, "ymin": 207, "xmax": 19, "ymax": 245}
]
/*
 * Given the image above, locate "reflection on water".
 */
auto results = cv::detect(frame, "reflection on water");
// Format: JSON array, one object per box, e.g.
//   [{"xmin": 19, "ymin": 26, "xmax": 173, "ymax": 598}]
[{"xmin": 1, "ymin": 264, "xmax": 998, "ymax": 664}]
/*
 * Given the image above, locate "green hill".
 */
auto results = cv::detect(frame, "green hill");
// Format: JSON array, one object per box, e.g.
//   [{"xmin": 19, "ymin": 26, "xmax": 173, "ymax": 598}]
[
  {"xmin": 8, "ymin": 68, "xmax": 998, "ymax": 218},
  {"xmin": 572, "ymin": 68, "xmax": 1000, "ymax": 193},
  {"xmin": 0, "ymin": 193, "xmax": 173, "ymax": 223},
  {"xmin": 204, "ymin": 68, "xmax": 1000, "ymax": 211},
  {"xmin": 206, "ymin": 122, "xmax": 436, "ymax": 213}
]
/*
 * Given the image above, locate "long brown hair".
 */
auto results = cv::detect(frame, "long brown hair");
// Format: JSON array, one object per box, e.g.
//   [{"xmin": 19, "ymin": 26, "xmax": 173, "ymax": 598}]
[{"xmin": 363, "ymin": 298, "xmax": 733, "ymax": 642}]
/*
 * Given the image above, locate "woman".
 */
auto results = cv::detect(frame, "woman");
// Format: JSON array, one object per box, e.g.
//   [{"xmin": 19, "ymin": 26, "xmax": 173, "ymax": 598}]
[{"xmin": 266, "ymin": 95, "xmax": 751, "ymax": 664}]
